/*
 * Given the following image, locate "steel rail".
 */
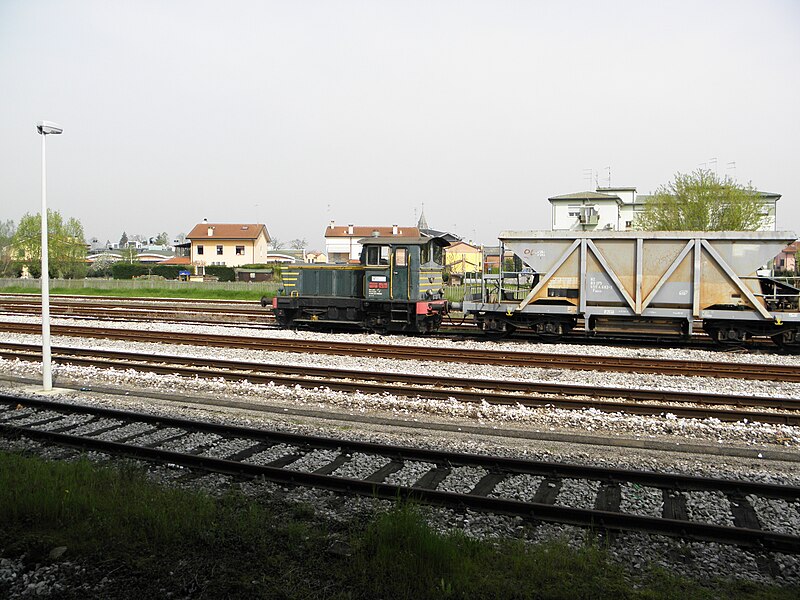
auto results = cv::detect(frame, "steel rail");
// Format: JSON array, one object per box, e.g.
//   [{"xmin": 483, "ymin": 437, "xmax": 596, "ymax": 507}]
[
  {"xmin": 2, "ymin": 343, "xmax": 798, "ymax": 424},
  {"xmin": 1, "ymin": 394, "xmax": 798, "ymax": 553},
  {"xmin": 0, "ymin": 300, "xmax": 269, "ymax": 319},
  {"xmin": 0, "ymin": 293, "xmax": 261, "ymax": 305},
  {"xmin": 0, "ymin": 321, "xmax": 795, "ymax": 382}
]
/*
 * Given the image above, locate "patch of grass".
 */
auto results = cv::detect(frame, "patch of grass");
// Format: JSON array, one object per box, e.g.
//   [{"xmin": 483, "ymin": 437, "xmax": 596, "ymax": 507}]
[
  {"xmin": 0, "ymin": 451, "xmax": 797, "ymax": 599},
  {"xmin": 0, "ymin": 286, "xmax": 272, "ymax": 301},
  {"xmin": 351, "ymin": 504, "xmax": 799, "ymax": 600}
]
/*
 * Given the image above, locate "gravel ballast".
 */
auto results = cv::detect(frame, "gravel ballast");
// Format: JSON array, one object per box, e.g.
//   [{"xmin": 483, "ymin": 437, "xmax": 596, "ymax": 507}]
[{"xmin": 1, "ymin": 314, "xmax": 799, "ymax": 590}]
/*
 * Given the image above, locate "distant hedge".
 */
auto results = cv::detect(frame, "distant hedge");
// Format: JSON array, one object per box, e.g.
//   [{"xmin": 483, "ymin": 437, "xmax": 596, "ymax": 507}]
[
  {"xmin": 151, "ymin": 265, "xmax": 191, "ymax": 279},
  {"xmin": 204, "ymin": 266, "xmax": 235, "ymax": 282},
  {"xmin": 110, "ymin": 263, "xmax": 193, "ymax": 280},
  {"xmin": 111, "ymin": 263, "xmax": 148, "ymax": 279}
]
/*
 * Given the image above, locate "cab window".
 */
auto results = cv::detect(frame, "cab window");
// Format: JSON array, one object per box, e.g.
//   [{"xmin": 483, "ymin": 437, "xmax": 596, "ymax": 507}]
[
  {"xmin": 395, "ymin": 247, "xmax": 407, "ymax": 267},
  {"xmin": 421, "ymin": 242, "xmax": 443, "ymax": 265},
  {"xmin": 365, "ymin": 245, "xmax": 390, "ymax": 266}
]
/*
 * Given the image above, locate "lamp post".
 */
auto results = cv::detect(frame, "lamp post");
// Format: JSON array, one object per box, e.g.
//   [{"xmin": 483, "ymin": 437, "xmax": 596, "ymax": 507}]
[{"xmin": 36, "ymin": 120, "xmax": 63, "ymax": 392}]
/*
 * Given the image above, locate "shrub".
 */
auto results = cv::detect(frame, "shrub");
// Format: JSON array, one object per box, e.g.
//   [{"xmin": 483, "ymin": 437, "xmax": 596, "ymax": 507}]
[
  {"xmin": 151, "ymin": 265, "xmax": 190, "ymax": 279},
  {"xmin": 111, "ymin": 262, "xmax": 148, "ymax": 279},
  {"xmin": 205, "ymin": 266, "xmax": 235, "ymax": 282}
]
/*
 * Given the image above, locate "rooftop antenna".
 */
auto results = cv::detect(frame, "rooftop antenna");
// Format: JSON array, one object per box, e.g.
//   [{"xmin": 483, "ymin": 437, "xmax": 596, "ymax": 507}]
[
  {"xmin": 726, "ymin": 161, "xmax": 736, "ymax": 179},
  {"xmin": 606, "ymin": 166, "xmax": 611, "ymax": 188},
  {"xmin": 583, "ymin": 168, "xmax": 593, "ymax": 191},
  {"xmin": 709, "ymin": 157, "xmax": 718, "ymax": 175}
]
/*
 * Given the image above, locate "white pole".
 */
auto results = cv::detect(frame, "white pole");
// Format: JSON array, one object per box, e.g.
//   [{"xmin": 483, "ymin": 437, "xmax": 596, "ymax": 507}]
[{"xmin": 41, "ymin": 131, "xmax": 52, "ymax": 391}]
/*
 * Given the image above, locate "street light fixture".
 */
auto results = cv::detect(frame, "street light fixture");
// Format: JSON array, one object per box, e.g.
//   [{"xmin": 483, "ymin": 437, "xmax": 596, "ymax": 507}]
[{"xmin": 36, "ymin": 120, "xmax": 63, "ymax": 391}]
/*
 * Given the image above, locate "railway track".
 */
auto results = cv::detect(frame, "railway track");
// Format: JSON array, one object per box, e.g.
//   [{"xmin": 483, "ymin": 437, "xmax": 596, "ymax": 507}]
[
  {"xmin": 0, "ymin": 320, "xmax": 797, "ymax": 383},
  {"xmin": 2, "ymin": 342, "xmax": 798, "ymax": 425},
  {"xmin": 0, "ymin": 294, "xmax": 272, "ymax": 324},
  {"xmin": 2, "ymin": 394, "xmax": 798, "ymax": 557},
  {"xmin": 0, "ymin": 294, "xmax": 770, "ymax": 350}
]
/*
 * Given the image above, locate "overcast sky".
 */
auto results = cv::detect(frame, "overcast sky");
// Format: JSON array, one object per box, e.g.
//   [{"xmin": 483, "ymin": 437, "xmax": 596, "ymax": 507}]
[{"xmin": 1, "ymin": 0, "xmax": 798, "ymax": 249}]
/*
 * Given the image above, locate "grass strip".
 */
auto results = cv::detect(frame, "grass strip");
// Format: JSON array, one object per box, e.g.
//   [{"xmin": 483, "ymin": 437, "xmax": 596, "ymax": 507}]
[{"xmin": 0, "ymin": 450, "xmax": 796, "ymax": 599}]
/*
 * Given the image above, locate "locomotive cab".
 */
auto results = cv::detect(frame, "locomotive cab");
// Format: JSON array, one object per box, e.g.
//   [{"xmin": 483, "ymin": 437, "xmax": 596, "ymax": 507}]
[{"xmin": 359, "ymin": 236, "xmax": 446, "ymax": 303}]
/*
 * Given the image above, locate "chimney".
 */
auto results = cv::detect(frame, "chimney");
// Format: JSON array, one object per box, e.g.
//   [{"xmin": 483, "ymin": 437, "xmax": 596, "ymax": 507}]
[
  {"xmin": 347, "ymin": 224, "xmax": 354, "ymax": 235},
  {"xmin": 329, "ymin": 220, "xmax": 335, "ymax": 229},
  {"xmin": 208, "ymin": 227, "xmax": 214, "ymax": 237},
  {"xmin": 203, "ymin": 218, "xmax": 208, "ymax": 223},
  {"xmin": 372, "ymin": 229, "xmax": 379, "ymax": 237},
  {"xmin": 392, "ymin": 224, "xmax": 398, "ymax": 235}
]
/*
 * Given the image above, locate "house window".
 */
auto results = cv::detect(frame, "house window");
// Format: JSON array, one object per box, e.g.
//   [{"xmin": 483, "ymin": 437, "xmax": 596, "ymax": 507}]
[
  {"xmin": 236, "ymin": 245, "xmax": 245, "ymax": 256},
  {"xmin": 216, "ymin": 245, "xmax": 223, "ymax": 255},
  {"xmin": 567, "ymin": 205, "xmax": 581, "ymax": 217},
  {"xmin": 197, "ymin": 245, "xmax": 204, "ymax": 255}
]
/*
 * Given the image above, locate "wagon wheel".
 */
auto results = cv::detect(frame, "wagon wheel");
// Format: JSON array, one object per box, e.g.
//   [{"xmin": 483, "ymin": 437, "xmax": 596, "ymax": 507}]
[
  {"xmin": 705, "ymin": 326, "xmax": 749, "ymax": 348},
  {"xmin": 536, "ymin": 320, "xmax": 566, "ymax": 342},
  {"xmin": 481, "ymin": 322, "xmax": 516, "ymax": 340},
  {"xmin": 771, "ymin": 329, "xmax": 800, "ymax": 353}
]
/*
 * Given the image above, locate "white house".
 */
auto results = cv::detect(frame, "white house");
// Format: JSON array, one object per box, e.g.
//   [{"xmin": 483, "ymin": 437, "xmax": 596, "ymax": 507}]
[
  {"xmin": 324, "ymin": 222, "xmax": 420, "ymax": 263},
  {"xmin": 549, "ymin": 186, "xmax": 780, "ymax": 231},
  {"xmin": 187, "ymin": 221, "xmax": 271, "ymax": 268}
]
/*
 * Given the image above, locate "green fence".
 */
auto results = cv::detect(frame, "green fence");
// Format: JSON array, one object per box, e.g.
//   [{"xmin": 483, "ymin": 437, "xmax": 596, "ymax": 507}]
[{"xmin": 0, "ymin": 278, "xmax": 280, "ymax": 294}]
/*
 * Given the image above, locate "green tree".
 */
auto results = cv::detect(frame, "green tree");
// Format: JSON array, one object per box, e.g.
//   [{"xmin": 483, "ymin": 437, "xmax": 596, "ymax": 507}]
[
  {"xmin": 120, "ymin": 246, "xmax": 138, "ymax": 263},
  {"xmin": 0, "ymin": 219, "xmax": 16, "ymax": 276},
  {"xmin": 154, "ymin": 231, "xmax": 170, "ymax": 246},
  {"xmin": 12, "ymin": 210, "xmax": 87, "ymax": 278},
  {"xmin": 119, "ymin": 231, "xmax": 129, "ymax": 247},
  {"xmin": 635, "ymin": 169, "xmax": 765, "ymax": 231}
]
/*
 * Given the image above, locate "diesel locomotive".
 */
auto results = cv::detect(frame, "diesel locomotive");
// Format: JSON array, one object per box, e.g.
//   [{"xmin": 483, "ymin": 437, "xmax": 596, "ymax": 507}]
[{"xmin": 265, "ymin": 234, "xmax": 449, "ymax": 333}]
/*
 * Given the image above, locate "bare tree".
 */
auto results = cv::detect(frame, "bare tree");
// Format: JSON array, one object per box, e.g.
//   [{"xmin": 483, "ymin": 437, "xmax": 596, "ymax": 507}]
[{"xmin": 289, "ymin": 238, "xmax": 307, "ymax": 249}]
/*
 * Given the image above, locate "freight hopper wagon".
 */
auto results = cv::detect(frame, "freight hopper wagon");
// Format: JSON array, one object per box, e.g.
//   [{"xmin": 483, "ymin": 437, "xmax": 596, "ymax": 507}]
[
  {"xmin": 461, "ymin": 231, "xmax": 800, "ymax": 348},
  {"xmin": 267, "ymin": 235, "xmax": 449, "ymax": 333}
]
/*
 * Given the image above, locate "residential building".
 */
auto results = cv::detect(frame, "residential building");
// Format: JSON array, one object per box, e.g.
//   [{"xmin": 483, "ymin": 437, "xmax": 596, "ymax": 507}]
[
  {"xmin": 324, "ymin": 222, "xmax": 420, "ymax": 263},
  {"xmin": 305, "ymin": 251, "xmax": 327, "ymax": 264},
  {"xmin": 444, "ymin": 241, "xmax": 482, "ymax": 283},
  {"xmin": 267, "ymin": 249, "xmax": 306, "ymax": 264},
  {"xmin": 549, "ymin": 186, "xmax": 781, "ymax": 232},
  {"xmin": 187, "ymin": 221, "xmax": 271, "ymax": 268},
  {"xmin": 776, "ymin": 242, "xmax": 799, "ymax": 272}
]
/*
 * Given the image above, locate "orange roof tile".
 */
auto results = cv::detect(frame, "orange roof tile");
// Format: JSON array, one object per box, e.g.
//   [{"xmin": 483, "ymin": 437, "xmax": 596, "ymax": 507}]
[
  {"xmin": 159, "ymin": 256, "xmax": 191, "ymax": 265},
  {"xmin": 324, "ymin": 226, "xmax": 419, "ymax": 238},
  {"xmin": 187, "ymin": 223, "xmax": 270, "ymax": 241}
]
